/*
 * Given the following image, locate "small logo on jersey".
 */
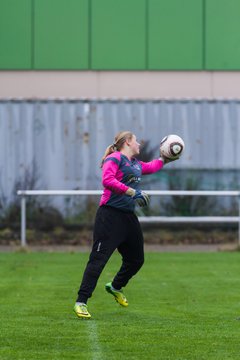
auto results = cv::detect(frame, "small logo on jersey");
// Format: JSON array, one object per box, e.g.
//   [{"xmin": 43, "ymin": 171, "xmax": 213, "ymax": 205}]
[
  {"xmin": 126, "ymin": 175, "xmax": 141, "ymax": 184},
  {"xmin": 132, "ymin": 164, "xmax": 141, "ymax": 171}
]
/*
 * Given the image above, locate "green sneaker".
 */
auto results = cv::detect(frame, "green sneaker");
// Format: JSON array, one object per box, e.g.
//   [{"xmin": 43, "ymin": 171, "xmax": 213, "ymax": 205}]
[
  {"xmin": 74, "ymin": 303, "xmax": 91, "ymax": 319},
  {"xmin": 105, "ymin": 282, "xmax": 128, "ymax": 307}
]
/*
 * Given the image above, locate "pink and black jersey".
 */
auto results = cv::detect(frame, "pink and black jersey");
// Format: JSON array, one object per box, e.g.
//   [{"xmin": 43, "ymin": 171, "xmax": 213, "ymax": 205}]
[{"xmin": 100, "ymin": 151, "xmax": 164, "ymax": 212}]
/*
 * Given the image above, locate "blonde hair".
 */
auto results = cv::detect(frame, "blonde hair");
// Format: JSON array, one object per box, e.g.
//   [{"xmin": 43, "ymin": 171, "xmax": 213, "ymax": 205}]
[{"xmin": 100, "ymin": 131, "xmax": 133, "ymax": 168}]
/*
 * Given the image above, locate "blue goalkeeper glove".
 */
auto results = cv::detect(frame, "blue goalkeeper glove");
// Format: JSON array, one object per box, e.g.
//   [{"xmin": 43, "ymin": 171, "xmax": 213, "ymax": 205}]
[{"xmin": 132, "ymin": 190, "xmax": 150, "ymax": 207}]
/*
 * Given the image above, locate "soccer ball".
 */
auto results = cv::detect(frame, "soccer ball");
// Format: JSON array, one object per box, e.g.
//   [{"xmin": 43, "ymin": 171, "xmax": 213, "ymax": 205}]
[{"xmin": 160, "ymin": 134, "xmax": 185, "ymax": 159}]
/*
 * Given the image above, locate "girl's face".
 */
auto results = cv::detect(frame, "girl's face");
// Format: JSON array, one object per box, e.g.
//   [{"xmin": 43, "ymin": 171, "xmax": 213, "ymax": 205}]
[{"xmin": 127, "ymin": 135, "xmax": 141, "ymax": 156}]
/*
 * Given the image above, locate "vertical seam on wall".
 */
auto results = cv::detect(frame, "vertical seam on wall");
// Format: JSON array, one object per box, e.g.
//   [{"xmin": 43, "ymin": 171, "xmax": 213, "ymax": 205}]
[
  {"xmin": 202, "ymin": 0, "xmax": 206, "ymax": 70},
  {"xmin": 31, "ymin": 0, "xmax": 35, "ymax": 69},
  {"xmin": 146, "ymin": 0, "xmax": 148, "ymax": 70},
  {"xmin": 89, "ymin": 0, "xmax": 92, "ymax": 69}
]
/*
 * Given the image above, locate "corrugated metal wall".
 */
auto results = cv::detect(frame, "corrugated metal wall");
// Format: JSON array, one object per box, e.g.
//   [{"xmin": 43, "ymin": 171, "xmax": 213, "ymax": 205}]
[{"xmin": 0, "ymin": 99, "xmax": 240, "ymax": 205}]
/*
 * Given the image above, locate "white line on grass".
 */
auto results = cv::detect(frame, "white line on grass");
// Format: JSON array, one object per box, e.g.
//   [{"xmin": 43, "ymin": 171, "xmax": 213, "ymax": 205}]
[{"xmin": 86, "ymin": 321, "xmax": 104, "ymax": 360}]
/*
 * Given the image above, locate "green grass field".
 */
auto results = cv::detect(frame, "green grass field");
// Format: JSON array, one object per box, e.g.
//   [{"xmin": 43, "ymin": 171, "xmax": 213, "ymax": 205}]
[{"xmin": 0, "ymin": 250, "xmax": 240, "ymax": 360}]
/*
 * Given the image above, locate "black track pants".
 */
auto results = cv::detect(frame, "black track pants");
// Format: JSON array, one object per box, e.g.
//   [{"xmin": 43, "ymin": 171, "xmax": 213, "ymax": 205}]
[{"xmin": 77, "ymin": 206, "xmax": 144, "ymax": 304}]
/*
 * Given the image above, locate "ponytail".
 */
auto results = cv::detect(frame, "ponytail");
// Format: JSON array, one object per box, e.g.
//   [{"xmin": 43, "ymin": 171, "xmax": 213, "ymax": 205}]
[
  {"xmin": 100, "ymin": 144, "xmax": 116, "ymax": 168},
  {"xmin": 100, "ymin": 130, "xmax": 133, "ymax": 168}
]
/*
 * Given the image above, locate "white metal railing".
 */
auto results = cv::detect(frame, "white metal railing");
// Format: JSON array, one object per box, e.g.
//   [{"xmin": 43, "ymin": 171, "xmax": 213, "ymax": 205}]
[{"xmin": 17, "ymin": 190, "xmax": 240, "ymax": 247}]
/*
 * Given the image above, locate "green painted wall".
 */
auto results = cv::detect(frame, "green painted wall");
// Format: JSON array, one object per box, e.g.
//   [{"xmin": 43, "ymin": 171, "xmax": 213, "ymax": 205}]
[
  {"xmin": 206, "ymin": 0, "xmax": 240, "ymax": 70},
  {"xmin": 148, "ymin": 0, "xmax": 203, "ymax": 70},
  {"xmin": 0, "ymin": 0, "xmax": 240, "ymax": 70},
  {"xmin": 0, "ymin": 0, "xmax": 32, "ymax": 69},
  {"xmin": 34, "ymin": 0, "xmax": 89, "ymax": 69},
  {"xmin": 91, "ymin": 0, "xmax": 146, "ymax": 70}
]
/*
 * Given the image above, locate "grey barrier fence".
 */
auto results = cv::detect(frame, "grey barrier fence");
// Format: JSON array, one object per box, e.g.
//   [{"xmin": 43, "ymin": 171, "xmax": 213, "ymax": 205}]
[{"xmin": 17, "ymin": 190, "xmax": 240, "ymax": 247}]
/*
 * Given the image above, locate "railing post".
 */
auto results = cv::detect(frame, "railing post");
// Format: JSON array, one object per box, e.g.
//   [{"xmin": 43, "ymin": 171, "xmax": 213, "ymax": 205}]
[
  {"xmin": 21, "ymin": 196, "xmax": 26, "ymax": 247},
  {"xmin": 238, "ymin": 195, "xmax": 240, "ymax": 248}
]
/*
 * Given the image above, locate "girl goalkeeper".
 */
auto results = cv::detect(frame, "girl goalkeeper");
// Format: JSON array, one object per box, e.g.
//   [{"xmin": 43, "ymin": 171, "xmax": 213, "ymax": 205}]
[{"xmin": 74, "ymin": 130, "xmax": 176, "ymax": 319}]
